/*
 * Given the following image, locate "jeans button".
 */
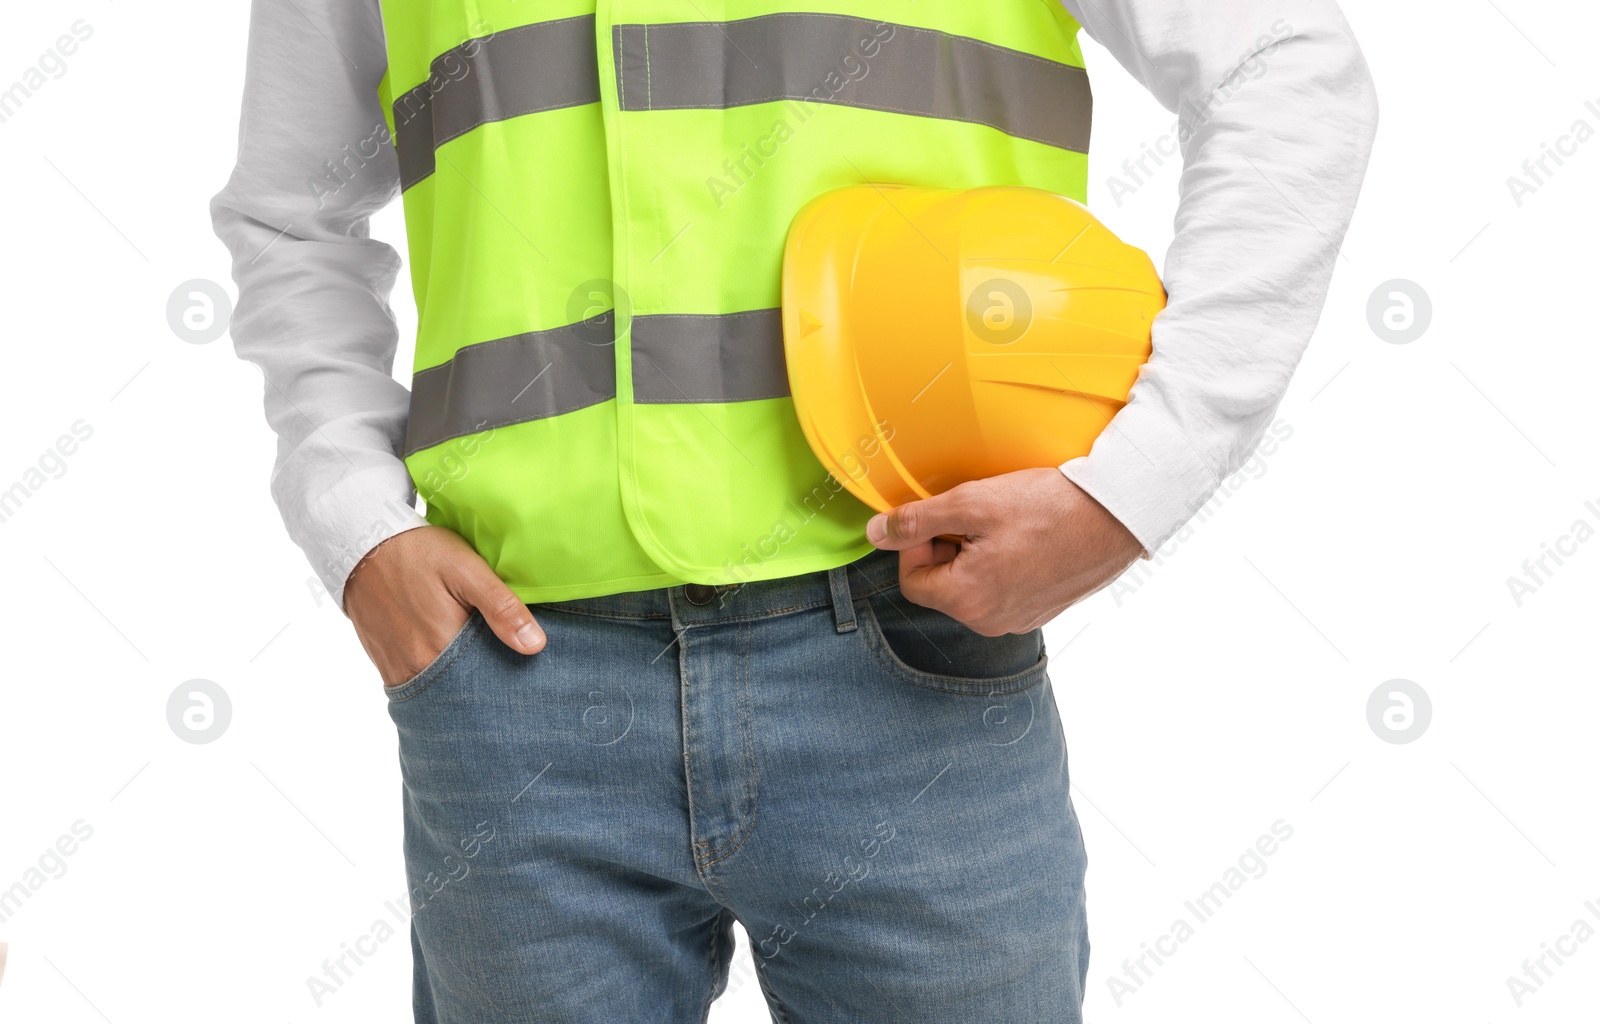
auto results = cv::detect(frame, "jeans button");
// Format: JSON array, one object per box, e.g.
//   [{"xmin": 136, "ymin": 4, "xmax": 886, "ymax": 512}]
[{"xmin": 683, "ymin": 583, "xmax": 716, "ymax": 606}]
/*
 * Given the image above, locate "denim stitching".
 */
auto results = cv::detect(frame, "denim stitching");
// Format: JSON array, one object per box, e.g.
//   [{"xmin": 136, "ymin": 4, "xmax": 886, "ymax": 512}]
[
  {"xmin": 699, "ymin": 909, "xmax": 726, "ymax": 1024},
  {"xmin": 386, "ymin": 615, "xmax": 488, "ymax": 703},
  {"xmin": 681, "ymin": 633, "xmax": 708, "ymax": 878},
  {"xmin": 700, "ymin": 861, "xmax": 735, "ymax": 906},
  {"xmin": 536, "ymin": 604, "xmax": 673, "ymax": 621},
  {"xmin": 695, "ymin": 621, "xmax": 765, "ymax": 868},
  {"xmin": 692, "ymin": 599, "xmax": 830, "ymax": 625},
  {"xmin": 753, "ymin": 953, "xmax": 796, "ymax": 1024},
  {"xmin": 697, "ymin": 804, "xmax": 760, "ymax": 868},
  {"xmin": 858, "ymin": 596, "xmax": 1049, "ymax": 696},
  {"xmin": 738, "ymin": 619, "xmax": 758, "ymax": 833}
]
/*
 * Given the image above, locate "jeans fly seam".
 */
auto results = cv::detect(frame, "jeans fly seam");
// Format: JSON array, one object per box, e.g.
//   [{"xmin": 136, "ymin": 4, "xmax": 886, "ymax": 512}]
[
  {"xmin": 680, "ymin": 630, "xmax": 705, "ymax": 873},
  {"xmin": 738, "ymin": 620, "xmax": 758, "ymax": 836},
  {"xmin": 697, "ymin": 798, "xmax": 759, "ymax": 868},
  {"xmin": 697, "ymin": 622, "xmax": 760, "ymax": 868}
]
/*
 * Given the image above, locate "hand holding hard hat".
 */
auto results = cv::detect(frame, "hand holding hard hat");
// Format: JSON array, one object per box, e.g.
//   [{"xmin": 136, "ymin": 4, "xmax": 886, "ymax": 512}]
[{"xmin": 782, "ymin": 184, "xmax": 1166, "ymax": 522}]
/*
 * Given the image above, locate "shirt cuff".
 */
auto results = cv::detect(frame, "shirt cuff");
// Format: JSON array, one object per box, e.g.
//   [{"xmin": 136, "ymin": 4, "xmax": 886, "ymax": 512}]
[
  {"xmin": 288, "ymin": 464, "xmax": 431, "ymax": 613},
  {"xmin": 1058, "ymin": 396, "xmax": 1221, "ymax": 558}
]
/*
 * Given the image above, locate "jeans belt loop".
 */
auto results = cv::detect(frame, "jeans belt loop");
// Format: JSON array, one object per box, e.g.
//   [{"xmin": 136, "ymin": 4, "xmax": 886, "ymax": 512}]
[{"xmin": 827, "ymin": 565, "xmax": 858, "ymax": 634}]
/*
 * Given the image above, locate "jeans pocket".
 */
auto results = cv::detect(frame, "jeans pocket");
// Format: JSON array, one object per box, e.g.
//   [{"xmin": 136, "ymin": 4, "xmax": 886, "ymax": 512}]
[
  {"xmin": 384, "ymin": 611, "xmax": 488, "ymax": 703},
  {"xmin": 858, "ymin": 585, "xmax": 1048, "ymax": 695}
]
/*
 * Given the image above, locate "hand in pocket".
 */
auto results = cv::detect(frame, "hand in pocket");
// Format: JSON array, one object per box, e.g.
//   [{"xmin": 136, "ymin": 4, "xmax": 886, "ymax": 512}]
[{"xmin": 343, "ymin": 526, "xmax": 546, "ymax": 687}]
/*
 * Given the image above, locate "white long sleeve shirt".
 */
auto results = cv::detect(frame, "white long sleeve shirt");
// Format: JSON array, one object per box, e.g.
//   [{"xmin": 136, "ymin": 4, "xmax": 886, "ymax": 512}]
[{"xmin": 211, "ymin": 1, "xmax": 1378, "ymax": 611}]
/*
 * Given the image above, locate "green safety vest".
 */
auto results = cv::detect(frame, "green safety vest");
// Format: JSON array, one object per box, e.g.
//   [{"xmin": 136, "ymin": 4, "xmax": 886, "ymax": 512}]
[{"xmin": 376, "ymin": 0, "xmax": 1092, "ymax": 602}]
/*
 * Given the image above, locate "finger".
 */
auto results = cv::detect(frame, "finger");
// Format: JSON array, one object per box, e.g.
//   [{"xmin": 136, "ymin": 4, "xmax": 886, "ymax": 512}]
[
  {"xmin": 898, "ymin": 543, "xmax": 966, "ymax": 613},
  {"xmin": 894, "ymin": 536, "xmax": 958, "ymax": 583},
  {"xmin": 443, "ymin": 558, "xmax": 546, "ymax": 654},
  {"xmin": 866, "ymin": 490, "xmax": 974, "ymax": 551}
]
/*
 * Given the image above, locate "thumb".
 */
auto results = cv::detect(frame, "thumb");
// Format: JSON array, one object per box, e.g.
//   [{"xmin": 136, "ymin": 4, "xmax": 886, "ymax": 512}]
[
  {"xmin": 443, "ymin": 558, "xmax": 546, "ymax": 655},
  {"xmin": 866, "ymin": 490, "xmax": 971, "ymax": 551}
]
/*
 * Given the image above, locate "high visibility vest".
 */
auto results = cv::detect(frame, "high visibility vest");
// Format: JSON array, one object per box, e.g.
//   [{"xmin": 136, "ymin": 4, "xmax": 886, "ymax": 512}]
[{"xmin": 377, "ymin": 1, "xmax": 1092, "ymax": 602}]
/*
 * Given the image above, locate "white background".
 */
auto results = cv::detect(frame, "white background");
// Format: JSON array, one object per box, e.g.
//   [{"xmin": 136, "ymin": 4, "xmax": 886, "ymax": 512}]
[{"xmin": 1, "ymin": 0, "xmax": 1596, "ymax": 1020}]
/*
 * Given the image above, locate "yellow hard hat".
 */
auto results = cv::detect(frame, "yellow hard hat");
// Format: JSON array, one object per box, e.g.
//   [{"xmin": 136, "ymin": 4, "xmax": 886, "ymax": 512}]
[{"xmin": 782, "ymin": 184, "xmax": 1165, "ymax": 513}]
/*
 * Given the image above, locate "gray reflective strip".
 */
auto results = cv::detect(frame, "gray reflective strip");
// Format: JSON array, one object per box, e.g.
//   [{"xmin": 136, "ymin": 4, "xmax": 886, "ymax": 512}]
[
  {"xmin": 631, "ymin": 310, "xmax": 790, "ymax": 404},
  {"xmin": 613, "ymin": 14, "xmax": 1090, "ymax": 153},
  {"xmin": 393, "ymin": 17, "xmax": 600, "ymax": 191},
  {"xmin": 406, "ymin": 311, "xmax": 787, "ymax": 453},
  {"xmin": 404, "ymin": 316, "xmax": 617, "ymax": 456}
]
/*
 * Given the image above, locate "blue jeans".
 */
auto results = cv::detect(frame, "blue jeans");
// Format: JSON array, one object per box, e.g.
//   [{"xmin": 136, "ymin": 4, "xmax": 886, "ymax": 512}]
[{"xmin": 385, "ymin": 546, "xmax": 1089, "ymax": 1022}]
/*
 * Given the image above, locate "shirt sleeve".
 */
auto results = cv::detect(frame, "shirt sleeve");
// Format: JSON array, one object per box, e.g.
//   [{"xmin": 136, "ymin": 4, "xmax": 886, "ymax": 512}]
[
  {"xmin": 1055, "ymin": 0, "xmax": 1379, "ymax": 554},
  {"xmin": 210, "ymin": 0, "xmax": 428, "ymax": 612}
]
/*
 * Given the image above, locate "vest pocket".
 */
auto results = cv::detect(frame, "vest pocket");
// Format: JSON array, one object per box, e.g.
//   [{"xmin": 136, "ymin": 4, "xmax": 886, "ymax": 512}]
[{"xmin": 857, "ymin": 585, "xmax": 1047, "ymax": 695}]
